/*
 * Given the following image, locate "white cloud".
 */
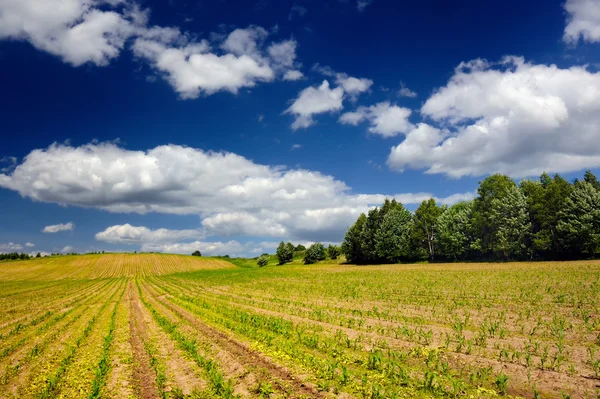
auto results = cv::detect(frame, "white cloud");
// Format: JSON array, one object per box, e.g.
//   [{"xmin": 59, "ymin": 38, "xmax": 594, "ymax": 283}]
[
  {"xmin": 335, "ymin": 73, "xmax": 373, "ymax": 97},
  {"xmin": 42, "ymin": 222, "xmax": 74, "ymax": 233},
  {"xmin": 0, "ymin": 242, "xmax": 23, "ymax": 252},
  {"xmin": 25, "ymin": 242, "xmax": 35, "ymax": 247},
  {"xmin": 399, "ymin": 82, "xmax": 417, "ymax": 98},
  {"xmin": 0, "ymin": 142, "xmax": 472, "ymax": 242},
  {"xmin": 133, "ymin": 38, "xmax": 274, "ymax": 99},
  {"xmin": 140, "ymin": 240, "xmax": 277, "ymax": 257},
  {"xmin": 564, "ymin": 0, "xmax": 600, "ymax": 43},
  {"xmin": 95, "ymin": 224, "xmax": 203, "ymax": 244},
  {"xmin": 339, "ymin": 101, "xmax": 414, "ymax": 137},
  {"xmin": 267, "ymin": 39, "xmax": 298, "ymax": 70},
  {"xmin": 313, "ymin": 65, "xmax": 373, "ymax": 98},
  {"xmin": 283, "ymin": 70, "xmax": 304, "ymax": 81},
  {"xmin": 0, "ymin": 0, "xmax": 137, "ymax": 66},
  {"xmin": 61, "ymin": 246, "xmax": 75, "ymax": 253},
  {"xmin": 387, "ymin": 57, "xmax": 600, "ymax": 177},
  {"xmin": 291, "ymin": 144, "xmax": 303, "ymax": 150},
  {"xmin": 133, "ymin": 25, "xmax": 302, "ymax": 98},
  {"xmin": 0, "ymin": 3, "xmax": 299, "ymax": 97},
  {"xmin": 286, "ymin": 80, "xmax": 344, "ymax": 129},
  {"xmin": 221, "ymin": 26, "xmax": 268, "ymax": 58}
]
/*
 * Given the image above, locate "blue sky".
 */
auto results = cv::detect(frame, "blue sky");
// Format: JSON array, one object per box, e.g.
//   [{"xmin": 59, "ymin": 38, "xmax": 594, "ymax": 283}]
[{"xmin": 1, "ymin": 0, "xmax": 600, "ymax": 256}]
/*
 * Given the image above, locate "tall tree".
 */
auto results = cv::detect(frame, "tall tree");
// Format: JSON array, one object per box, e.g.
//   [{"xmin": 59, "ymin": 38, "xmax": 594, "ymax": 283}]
[
  {"xmin": 412, "ymin": 199, "xmax": 444, "ymax": 261},
  {"xmin": 521, "ymin": 173, "xmax": 572, "ymax": 258},
  {"xmin": 437, "ymin": 201, "xmax": 475, "ymax": 261},
  {"xmin": 557, "ymin": 181, "xmax": 600, "ymax": 258},
  {"xmin": 489, "ymin": 185, "xmax": 532, "ymax": 260},
  {"xmin": 276, "ymin": 242, "xmax": 293, "ymax": 265},
  {"xmin": 342, "ymin": 213, "xmax": 367, "ymax": 263},
  {"xmin": 472, "ymin": 174, "xmax": 518, "ymax": 258},
  {"xmin": 374, "ymin": 205, "xmax": 413, "ymax": 263}
]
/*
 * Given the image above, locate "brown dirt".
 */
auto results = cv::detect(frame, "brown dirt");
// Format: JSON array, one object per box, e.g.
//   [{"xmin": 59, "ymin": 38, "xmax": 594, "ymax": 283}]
[
  {"xmin": 135, "ymin": 284, "xmax": 208, "ymax": 395},
  {"xmin": 147, "ymin": 281, "xmax": 326, "ymax": 399},
  {"xmin": 128, "ymin": 281, "xmax": 160, "ymax": 399},
  {"xmin": 106, "ymin": 290, "xmax": 135, "ymax": 399},
  {"xmin": 181, "ymin": 283, "xmax": 600, "ymax": 399}
]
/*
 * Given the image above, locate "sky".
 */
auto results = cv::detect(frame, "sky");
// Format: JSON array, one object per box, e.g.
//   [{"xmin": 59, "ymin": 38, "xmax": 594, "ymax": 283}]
[{"xmin": 1, "ymin": 0, "xmax": 600, "ymax": 257}]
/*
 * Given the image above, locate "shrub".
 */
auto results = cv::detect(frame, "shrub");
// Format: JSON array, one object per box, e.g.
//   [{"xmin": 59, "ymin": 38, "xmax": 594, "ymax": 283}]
[
  {"xmin": 257, "ymin": 255, "xmax": 269, "ymax": 267},
  {"xmin": 304, "ymin": 243, "xmax": 326, "ymax": 264},
  {"xmin": 327, "ymin": 245, "xmax": 340, "ymax": 260}
]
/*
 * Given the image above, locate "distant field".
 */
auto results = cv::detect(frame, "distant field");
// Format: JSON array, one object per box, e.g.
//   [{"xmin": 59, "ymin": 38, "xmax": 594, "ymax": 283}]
[{"xmin": 0, "ymin": 255, "xmax": 599, "ymax": 398}]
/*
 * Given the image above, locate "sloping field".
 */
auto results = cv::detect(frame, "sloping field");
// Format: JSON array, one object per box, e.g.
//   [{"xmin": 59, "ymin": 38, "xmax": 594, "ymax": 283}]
[
  {"xmin": 0, "ymin": 253, "xmax": 233, "ymax": 280},
  {"xmin": 0, "ymin": 255, "xmax": 599, "ymax": 398}
]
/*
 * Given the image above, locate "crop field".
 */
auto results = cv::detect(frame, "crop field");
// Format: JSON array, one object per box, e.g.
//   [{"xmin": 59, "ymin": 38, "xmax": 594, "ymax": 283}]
[{"xmin": 0, "ymin": 255, "xmax": 599, "ymax": 399}]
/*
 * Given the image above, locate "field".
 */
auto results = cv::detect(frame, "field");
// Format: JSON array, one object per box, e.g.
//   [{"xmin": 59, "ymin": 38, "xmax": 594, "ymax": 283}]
[{"xmin": 0, "ymin": 255, "xmax": 599, "ymax": 399}]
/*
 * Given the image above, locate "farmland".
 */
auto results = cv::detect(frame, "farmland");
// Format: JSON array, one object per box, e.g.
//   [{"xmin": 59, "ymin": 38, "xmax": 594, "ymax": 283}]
[{"xmin": 0, "ymin": 254, "xmax": 599, "ymax": 398}]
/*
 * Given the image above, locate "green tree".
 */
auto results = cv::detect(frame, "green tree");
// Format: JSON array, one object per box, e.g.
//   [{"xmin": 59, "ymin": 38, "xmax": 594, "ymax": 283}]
[
  {"xmin": 472, "ymin": 174, "xmax": 518, "ymax": 258},
  {"xmin": 342, "ymin": 213, "xmax": 367, "ymax": 263},
  {"xmin": 276, "ymin": 242, "xmax": 293, "ymax": 265},
  {"xmin": 374, "ymin": 205, "xmax": 413, "ymax": 263},
  {"xmin": 294, "ymin": 244, "xmax": 306, "ymax": 252},
  {"xmin": 584, "ymin": 170, "xmax": 600, "ymax": 190},
  {"xmin": 304, "ymin": 243, "xmax": 326, "ymax": 264},
  {"xmin": 327, "ymin": 244, "xmax": 340, "ymax": 260},
  {"xmin": 489, "ymin": 184, "xmax": 532, "ymax": 260},
  {"xmin": 437, "ymin": 201, "xmax": 475, "ymax": 261},
  {"xmin": 257, "ymin": 255, "xmax": 269, "ymax": 267},
  {"xmin": 521, "ymin": 173, "xmax": 572, "ymax": 258},
  {"xmin": 557, "ymin": 181, "xmax": 600, "ymax": 258},
  {"xmin": 285, "ymin": 242, "xmax": 295, "ymax": 261},
  {"xmin": 412, "ymin": 199, "xmax": 444, "ymax": 261},
  {"xmin": 191, "ymin": 250, "xmax": 202, "ymax": 257},
  {"xmin": 36, "ymin": 252, "xmax": 41, "ymax": 258}
]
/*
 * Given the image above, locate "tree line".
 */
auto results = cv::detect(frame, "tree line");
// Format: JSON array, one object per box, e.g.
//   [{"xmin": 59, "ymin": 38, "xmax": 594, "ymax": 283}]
[
  {"xmin": 0, "ymin": 252, "xmax": 33, "ymax": 261},
  {"xmin": 341, "ymin": 171, "xmax": 600, "ymax": 264}
]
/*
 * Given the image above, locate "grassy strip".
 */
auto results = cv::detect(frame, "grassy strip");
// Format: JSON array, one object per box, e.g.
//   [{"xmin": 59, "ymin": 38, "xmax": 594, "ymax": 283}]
[
  {"xmin": 35, "ymin": 281, "xmax": 123, "ymax": 399},
  {"xmin": 135, "ymin": 279, "xmax": 234, "ymax": 398},
  {"xmin": 88, "ymin": 285, "xmax": 125, "ymax": 399}
]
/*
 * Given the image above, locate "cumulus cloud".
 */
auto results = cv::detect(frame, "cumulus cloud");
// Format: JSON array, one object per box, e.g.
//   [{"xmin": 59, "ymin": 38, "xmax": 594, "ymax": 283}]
[
  {"xmin": 42, "ymin": 222, "xmax": 74, "ymax": 233},
  {"xmin": 0, "ymin": 3, "xmax": 301, "ymax": 97},
  {"xmin": 335, "ymin": 73, "xmax": 373, "ymax": 98},
  {"xmin": 313, "ymin": 65, "xmax": 373, "ymax": 98},
  {"xmin": 61, "ymin": 246, "xmax": 75, "ymax": 253},
  {"xmin": 0, "ymin": 142, "xmax": 472, "ymax": 242},
  {"xmin": 95, "ymin": 224, "xmax": 203, "ymax": 244},
  {"xmin": 387, "ymin": 57, "xmax": 600, "ymax": 177},
  {"xmin": 133, "ymin": 26, "xmax": 303, "ymax": 99},
  {"xmin": 25, "ymin": 242, "xmax": 35, "ymax": 247},
  {"xmin": 0, "ymin": 0, "xmax": 138, "ymax": 66},
  {"xmin": 339, "ymin": 101, "xmax": 414, "ymax": 137},
  {"xmin": 563, "ymin": 0, "xmax": 600, "ymax": 43},
  {"xmin": 133, "ymin": 38, "xmax": 274, "ymax": 99},
  {"xmin": 140, "ymin": 240, "xmax": 278, "ymax": 257},
  {"xmin": 267, "ymin": 40, "xmax": 298, "ymax": 69},
  {"xmin": 399, "ymin": 82, "xmax": 417, "ymax": 98},
  {"xmin": 283, "ymin": 70, "xmax": 304, "ymax": 81},
  {"xmin": 286, "ymin": 66, "xmax": 373, "ymax": 128},
  {"xmin": 285, "ymin": 80, "xmax": 344, "ymax": 129},
  {"xmin": 0, "ymin": 242, "xmax": 23, "ymax": 251}
]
